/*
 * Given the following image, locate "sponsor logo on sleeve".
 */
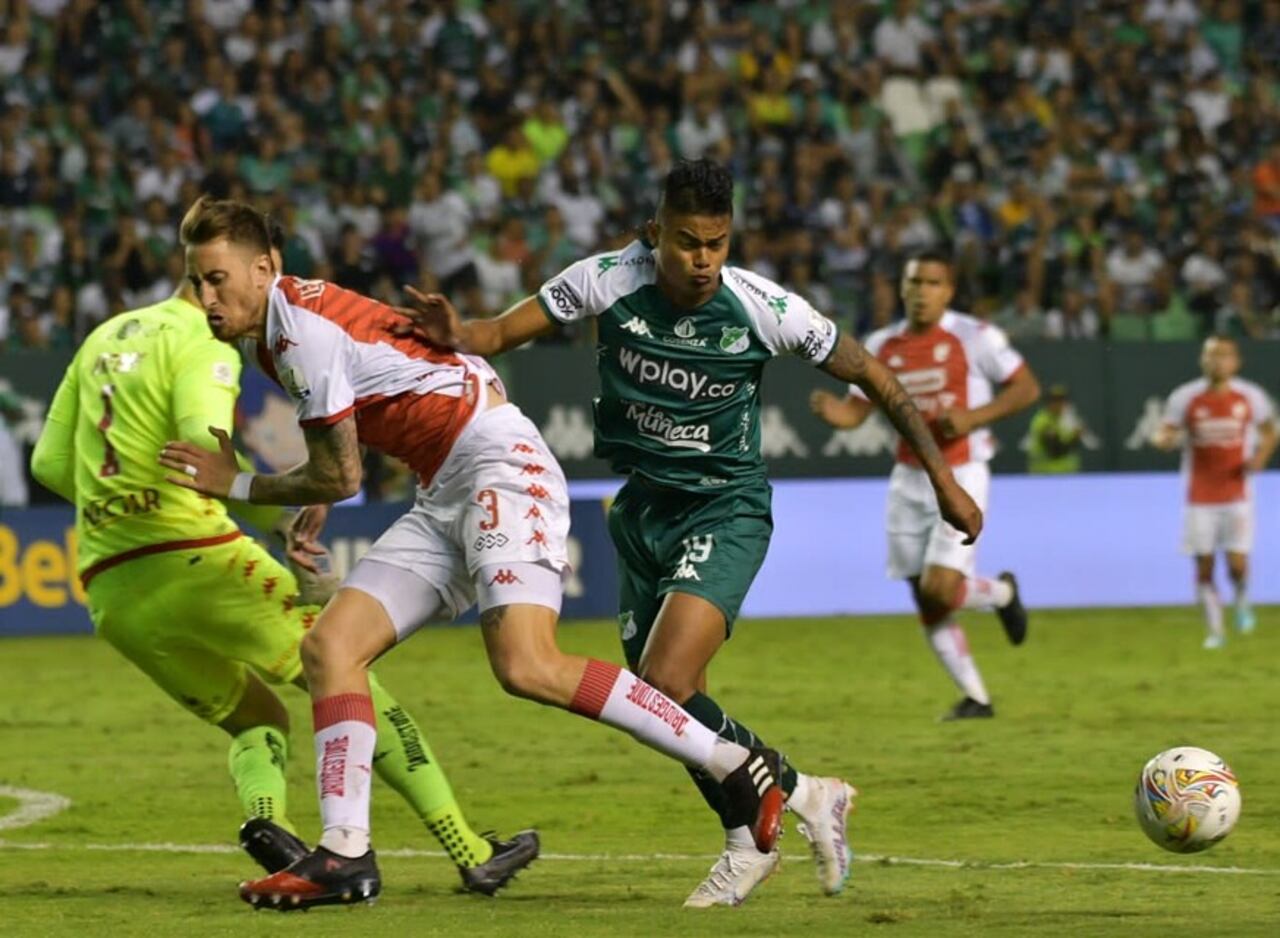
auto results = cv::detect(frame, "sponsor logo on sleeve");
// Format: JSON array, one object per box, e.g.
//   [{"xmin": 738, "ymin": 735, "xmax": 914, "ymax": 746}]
[
  {"xmin": 212, "ymin": 361, "xmax": 235, "ymax": 386},
  {"xmin": 546, "ymin": 278, "xmax": 584, "ymax": 317}
]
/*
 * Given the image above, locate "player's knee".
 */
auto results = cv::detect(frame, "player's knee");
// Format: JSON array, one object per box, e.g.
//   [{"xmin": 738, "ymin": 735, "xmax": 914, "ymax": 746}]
[
  {"xmin": 489, "ymin": 653, "xmax": 554, "ymax": 702},
  {"xmin": 637, "ymin": 662, "xmax": 697, "ymax": 703}
]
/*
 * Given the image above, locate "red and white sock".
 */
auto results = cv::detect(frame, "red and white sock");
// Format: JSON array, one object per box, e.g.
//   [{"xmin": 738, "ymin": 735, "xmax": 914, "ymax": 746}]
[
  {"xmin": 957, "ymin": 576, "xmax": 1013, "ymax": 611},
  {"xmin": 1197, "ymin": 583, "xmax": 1224, "ymax": 639},
  {"xmin": 569, "ymin": 659, "xmax": 745, "ymax": 780},
  {"xmin": 313, "ymin": 693, "xmax": 376, "ymax": 858},
  {"xmin": 923, "ymin": 621, "xmax": 990, "ymax": 705}
]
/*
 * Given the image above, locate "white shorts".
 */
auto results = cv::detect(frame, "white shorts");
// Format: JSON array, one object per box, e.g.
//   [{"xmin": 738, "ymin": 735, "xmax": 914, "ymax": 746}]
[
  {"xmin": 886, "ymin": 461, "xmax": 990, "ymax": 580},
  {"xmin": 345, "ymin": 404, "xmax": 571, "ymax": 638},
  {"xmin": 1183, "ymin": 501, "xmax": 1253, "ymax": 556}
]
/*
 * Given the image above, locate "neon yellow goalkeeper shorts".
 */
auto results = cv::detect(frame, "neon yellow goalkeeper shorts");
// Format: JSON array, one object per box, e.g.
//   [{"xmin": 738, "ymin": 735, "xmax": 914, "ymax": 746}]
[{"xmin": 86, "ymin": 535, "xmax": 318, "ymax": 725}]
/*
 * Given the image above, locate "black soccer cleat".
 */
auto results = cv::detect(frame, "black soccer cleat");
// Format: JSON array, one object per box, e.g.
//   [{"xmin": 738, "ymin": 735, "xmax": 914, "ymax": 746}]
[
  {"xmin": 941, "ymin": 696, "xmax": 995, "ymax": 721},
  {"xmin": 459, "ymin": 830, "xmax": 540, "ymax": 896},
  {"xmin": 239, "ymin": 818, "xmax": 309, "ymax": 874},
  {"xmin": 995, "ymin": 571, "xmax": 1028, "ymax": 646},
  {"xmin": 239, "ymin": 846, "xmax": 380, "ymax": 911},
  {"xmin": 720, "ymin": 747, "xmax": 785, "ymax": 853}
]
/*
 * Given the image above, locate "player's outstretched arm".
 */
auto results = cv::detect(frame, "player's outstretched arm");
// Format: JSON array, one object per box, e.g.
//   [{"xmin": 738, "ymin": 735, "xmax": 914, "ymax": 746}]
[
  {"xmin": 1149, "ymin": 423, "xmax": 1182, "ymax": 451},
  {"xmin": 30, "ymin": 365, "xmax": 80, "ymax": 503},
  {"xmin": 809, "ymin": 388, "xmax": 873, "ymax": 429},
  {"xmin": 937, "ymin": 366, "xmax": 1041, "ymax": 438},
  {"xmin": 1250, "ymin": 418, "xmax": 1279, "ymax": 472},
  {"xmin": 395, "ymin": 287, "xmax": 556, "ymax": 356},
  {"xmin": 822, "ymin": 333, "xmax": 983, "ymax": 543},
  {"xmin": 159, "ymin": 417, "xmax": 361, "ymax": 505}
]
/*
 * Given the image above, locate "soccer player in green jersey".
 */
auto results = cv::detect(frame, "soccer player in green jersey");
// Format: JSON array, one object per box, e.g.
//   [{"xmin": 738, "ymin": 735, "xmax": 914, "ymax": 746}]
[
  {"xmin": 395, "ymin": 159, "xmax": 982, "ymax": 906},
  {"xmin": 30, "ymin": 247, "xmax": 538, "ymax": 896}
]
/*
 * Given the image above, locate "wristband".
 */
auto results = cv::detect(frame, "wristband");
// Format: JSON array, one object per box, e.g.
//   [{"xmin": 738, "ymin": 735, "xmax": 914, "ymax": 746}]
[{"xmin": 229, "ymin": 472, "xmax": 256, "ymax": 501}]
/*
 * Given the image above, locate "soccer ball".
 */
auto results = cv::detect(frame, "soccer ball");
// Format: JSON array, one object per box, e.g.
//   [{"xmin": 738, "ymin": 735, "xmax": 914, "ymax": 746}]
[{"xmin": 1134, "ymin": 746, "xmax": 1241, "ymax": 853}]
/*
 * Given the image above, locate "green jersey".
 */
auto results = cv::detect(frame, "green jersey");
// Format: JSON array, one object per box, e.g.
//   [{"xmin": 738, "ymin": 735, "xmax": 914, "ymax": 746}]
[
  {"xmin": 537, "ymin": 240, "xmax": 840, "ymax": 492},
  {"xmin": 31, "ymin": 297, "xmax": 243, "ymax": 580}
]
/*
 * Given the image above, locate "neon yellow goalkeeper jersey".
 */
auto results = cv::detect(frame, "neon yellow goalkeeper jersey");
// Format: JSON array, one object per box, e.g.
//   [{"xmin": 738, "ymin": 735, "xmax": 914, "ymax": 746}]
[{"xmin": 31, "ymin": 296, "xmax": 244, "ymax": 583}]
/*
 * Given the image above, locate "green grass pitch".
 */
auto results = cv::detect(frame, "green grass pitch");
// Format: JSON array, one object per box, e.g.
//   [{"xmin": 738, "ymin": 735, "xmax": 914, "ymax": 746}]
[{"xmin": 3, "ymin": 608, "xmax": 1279, "ymax": 937}]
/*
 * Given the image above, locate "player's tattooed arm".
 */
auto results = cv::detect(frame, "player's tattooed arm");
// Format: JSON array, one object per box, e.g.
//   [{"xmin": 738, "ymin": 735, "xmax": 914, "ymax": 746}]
[
  {"xmin": 821, "ymin": 334, "xmax": 947, "ymax": 473},
  {"xmin": 160, "ymin": 417, "xmax": 361, "ymax": 504},
  {"xmin": 821, "ymin": 334, "xmax": 983, "ymax": 543},
  {"xmin": 251, "ymin": 418, "xmax": 363, "ymax": 504}
]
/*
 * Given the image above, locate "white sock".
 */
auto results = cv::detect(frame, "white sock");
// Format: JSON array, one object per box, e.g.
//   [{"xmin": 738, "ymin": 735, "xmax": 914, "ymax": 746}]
[
  {"xmin": 787, "ymin": 773, "xmax": 821, "ymax": 821},
  {"xmin": 724, "ymin": 825, "xmax": 757, "ymax": 852},
  {"xmin": 1198, "ymin": 583, "xmax": 1224, "ymax": 638},
  {"xmin": 568, "ymin": 659, "xmax": 747, "ymax": 781},
  {"xmin": 313, "ymin": 694, "xmax": 376, "ymax": 858},
  {"xmin": 958, "ymin": 575, "xmax": 1014, "ymax": 610},
  {"xmin": 924, "ymin": 622, "xmax": 990, "ymax": 705}
]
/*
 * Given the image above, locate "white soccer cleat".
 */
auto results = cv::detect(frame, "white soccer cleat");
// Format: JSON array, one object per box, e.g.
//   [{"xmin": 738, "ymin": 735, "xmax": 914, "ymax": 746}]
[
  {"xmin": 794, "ymin": 777, "xmax": 857, "ymax": 896},
  {"xmin": 682, "ymin": 844, "xmax": 780, "ymax": 908},
  {"xmin": 1202, "ymin": 633, "xmax": 1226, "ymax": 650}
]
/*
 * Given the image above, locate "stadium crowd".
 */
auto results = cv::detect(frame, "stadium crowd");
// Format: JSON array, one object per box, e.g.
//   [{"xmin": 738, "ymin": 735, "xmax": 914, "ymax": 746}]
[{"xmin": 1, "ymin": 0, "xmax": 1279, "ymax": 350}]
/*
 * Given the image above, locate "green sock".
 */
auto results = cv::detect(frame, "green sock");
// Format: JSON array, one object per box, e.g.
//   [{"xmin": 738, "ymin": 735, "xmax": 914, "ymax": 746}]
[
  {"xmin": 367, "ymin": 674, "xmax": 494, "ymax": 868},
  {"xmin": 681, "ymin": 692, "xmax": 799, "ymax": 828},
  {"xmin": 228, "ymin": 725, "xmax": 297, "ymax": 835}
]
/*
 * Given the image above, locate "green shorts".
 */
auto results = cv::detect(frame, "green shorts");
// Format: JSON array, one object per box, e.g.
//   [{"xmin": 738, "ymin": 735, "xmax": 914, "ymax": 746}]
[
  {"xmin": 606, "ymin": 475, "xmax": 772, "ymax": 668},
  {"xmin": 86, "ymin": 536, "xmax": 315, "ymax": 725}
]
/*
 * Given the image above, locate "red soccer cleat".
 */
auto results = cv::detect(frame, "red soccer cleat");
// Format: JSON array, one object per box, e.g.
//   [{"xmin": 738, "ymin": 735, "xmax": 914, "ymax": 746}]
[{"xmin": 239, "ymin": 846, "xmax": 380, "ymax": 911}]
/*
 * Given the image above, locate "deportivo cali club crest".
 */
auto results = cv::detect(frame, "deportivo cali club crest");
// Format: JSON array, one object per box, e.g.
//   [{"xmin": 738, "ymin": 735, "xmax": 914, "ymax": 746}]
[{"xmin": 720, "ymin": 326, "xmax": 749, "ymax": 354}]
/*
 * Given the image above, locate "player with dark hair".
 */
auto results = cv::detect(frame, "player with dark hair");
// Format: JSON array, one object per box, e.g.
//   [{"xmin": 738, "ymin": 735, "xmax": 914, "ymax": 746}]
[
  {"xmin": 162, "ymin": 194, "xmax": 787, "ymax": 911},
  {"xmin": 394, "ymin": 159, "xmax": 982, "ymax": 906},
  {"xmin": 29, "ymin": 227, "xmax": 540, "ymax": 899},
  {"xmin": 811, "ymin": 251, "xmax": 1039, "ymax": 720},
  {"xmin": 1151, "ymin": 335, "xmax": 1278, "ymax": 647}
]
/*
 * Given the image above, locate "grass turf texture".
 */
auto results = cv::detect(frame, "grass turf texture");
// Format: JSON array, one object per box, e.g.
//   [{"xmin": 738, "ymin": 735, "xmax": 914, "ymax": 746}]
[{"xmin": 3, "ymin": 608, "xmax": 1279, "ymax": 937}]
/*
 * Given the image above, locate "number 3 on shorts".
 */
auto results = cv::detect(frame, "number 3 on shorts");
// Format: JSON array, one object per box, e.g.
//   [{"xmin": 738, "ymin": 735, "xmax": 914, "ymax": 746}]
[{"xmin": 476, "ymin": 488, "xmax": 500, "ymax": 530}]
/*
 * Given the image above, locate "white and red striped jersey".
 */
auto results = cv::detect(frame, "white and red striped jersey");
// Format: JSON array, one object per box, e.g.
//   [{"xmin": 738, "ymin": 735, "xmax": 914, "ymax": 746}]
[
  {"xmin": 1162, "ymin": 377, "xmax": 1275, "ymax": 505},
  {"xmin": 253, "ymin": 275, "xmax": 501, "ymax": 486},
  {"xmin": 850, "ymin": 311, "xmax": 1026, "ymax": 467}
]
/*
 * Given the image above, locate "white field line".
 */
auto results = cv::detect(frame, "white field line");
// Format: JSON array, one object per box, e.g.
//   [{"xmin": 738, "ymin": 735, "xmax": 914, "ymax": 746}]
[
  {"xmin": 2, "ymin": 789, "xmax": 1275, "ymax": 877},
  {"xmin": 0, "ymin": 839, "xmax": 1273, "ymax": 877},
  {"xmin": 0, "ymin": 787, "xmax": 72, "ymax": 832}
]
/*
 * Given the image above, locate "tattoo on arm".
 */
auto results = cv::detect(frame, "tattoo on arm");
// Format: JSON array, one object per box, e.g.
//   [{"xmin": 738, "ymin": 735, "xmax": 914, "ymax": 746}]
[
  {"xmin": 823, "ymin": 335, "xmax": 949, "ymax": 477},
  {"xmin": 251, "ymin": 417, "xmax": 362, "ymax": 504}
]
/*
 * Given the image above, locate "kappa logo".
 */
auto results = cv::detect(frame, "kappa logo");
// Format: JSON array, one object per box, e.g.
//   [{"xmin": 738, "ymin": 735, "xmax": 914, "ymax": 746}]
[
  {"xmin": 526, "ymin": 531, "xmax": 549, "ymax": 547},
  {"xmin": 767, "ymin": 295, "xmax": 788, "ymax": 322},
  {"xmin": 720, "ymin": 326, "xmax": 750, "ymax": 354},
  {"xmin": 597, "ymin": 255, "xmax": 620, "ymax": 274},
  {"xmin": 526, "ymin": 484, "xmax": 551, "ymax": 499},
  {"xmin": 621, "ymin": 316, "xmax": 653, "ymax": 337},
  {"xmin": 262, "ymin": 577, "xmax": 278, "ymax": 596},
  {"xmin": 512, "ymin": 442, "xmax": 537, "ymax": 454},
  {"xmin": 273, "ymin": 334, "xmax": 298, "ymax": 358},
  {"xmin": 487, "ymin": 569, "xmax": 524, "ymax": 586},
  {"xmin": 520, "ymin": 463, "xmax": 547, "ymax": 476}
]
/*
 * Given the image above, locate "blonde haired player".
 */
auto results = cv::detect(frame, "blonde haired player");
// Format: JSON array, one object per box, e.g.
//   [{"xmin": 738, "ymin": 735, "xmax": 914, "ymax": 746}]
[
  {"xmin": 30, "ymin": 238, "xmax": 539, "ymax": 896},
  {"xmin": 161, "ymin": 196, "xmax": 787, "ymax": 911},
  {"xmin": 811, "ymin": 251, "xmax": 1040, "ymax": 720},
  {"xmin": 1151, "ymin": 335, "xmax": 1278, "ymax": 648}
]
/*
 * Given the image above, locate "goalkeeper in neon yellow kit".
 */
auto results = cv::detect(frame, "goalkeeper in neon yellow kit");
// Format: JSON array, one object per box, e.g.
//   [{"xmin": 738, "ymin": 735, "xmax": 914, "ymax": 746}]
[{"xmin": 30, "ymin": 237, "xmax": 538, "ymax": 896}]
